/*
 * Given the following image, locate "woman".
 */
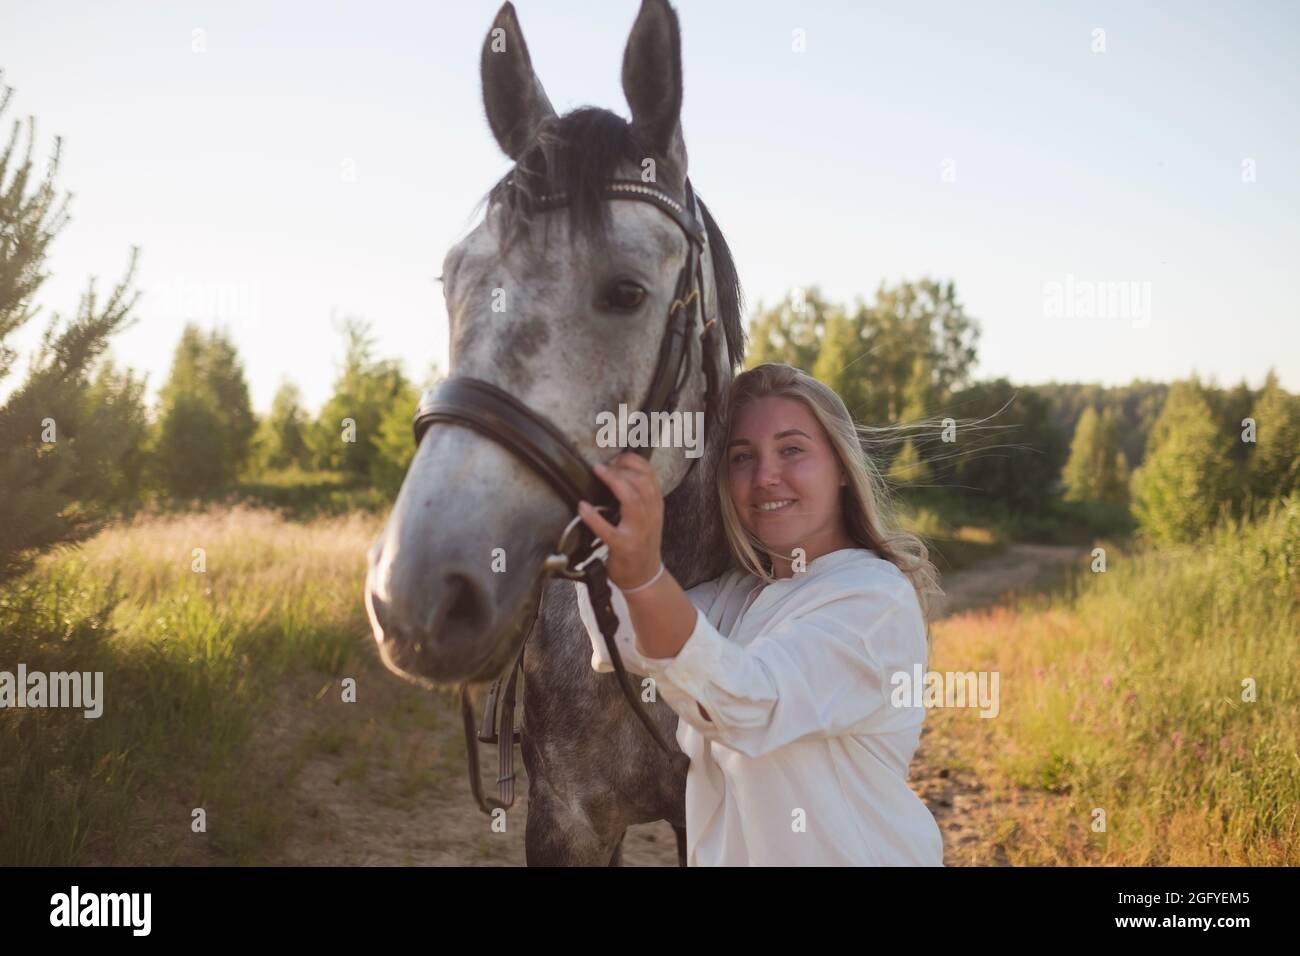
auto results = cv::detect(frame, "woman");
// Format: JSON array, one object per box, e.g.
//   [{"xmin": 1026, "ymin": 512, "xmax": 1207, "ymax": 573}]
[{"xmin": 574, "ymin": 362, "xmax": 945, "ymax": 866}]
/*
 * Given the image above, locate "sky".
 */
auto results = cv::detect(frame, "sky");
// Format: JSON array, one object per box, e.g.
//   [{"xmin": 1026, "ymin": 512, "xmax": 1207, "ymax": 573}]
[{"xmin": 2, "ymin": 0, "xmax": 1297, "ymax": 413}]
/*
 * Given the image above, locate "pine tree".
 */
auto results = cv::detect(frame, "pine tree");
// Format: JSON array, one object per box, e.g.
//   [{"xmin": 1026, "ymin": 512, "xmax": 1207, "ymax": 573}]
[
  {"xmin": 1063, "ymin": 406, "xmax": 1128, "ymax": 504},
  {"xmin": 1063, "ymin": 406, "xmax": 1103, "ymax": 502},
  {"xmin": 1131, "ymin": 381, "xmax": 1234, "ymax": 544},
  {"xmin": 1246, "ymin": 369, "xmax": 1300, "ymax": 501},
  {"xmin": 0, "ymin": 79, "xmax": 140, "ymax": 582},
  {"xmin": 148, "ymin": 324, "xmax": 255, "ymax": 497},
  {"xmin": 81, "ymin": 359, "xmax": 149, "ymax": 508},
  {"xmin": 250, "ymin": 381, "xmax": 312, "ymax": 474},
  {"xmin": 311, "ymin": 318, "xmax": 411, "ymax": 479},
  {"xmin": 1096, "ymin": 408, "xmax": 1128, "ymax": 504}
]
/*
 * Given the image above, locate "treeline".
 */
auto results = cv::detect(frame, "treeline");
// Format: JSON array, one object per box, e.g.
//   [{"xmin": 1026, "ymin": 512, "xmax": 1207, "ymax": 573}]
[
  {"xmin": 1036, "ymin": 381, "xmax": 1169, "ymax": 473},
  {"xmin": 2, "ymin": 309, "xmax": 429, "ymax": 580},
  {"xmin": 141, "ymin": 317, "xmax": 429, "ymax": 502},
  {"xmin": 746, "ymin": 283, "xmax": 1299, "ymax": 544},
  {"xmin": 13, "ymin": 313, "xmax": 427, "ymax": 514}
]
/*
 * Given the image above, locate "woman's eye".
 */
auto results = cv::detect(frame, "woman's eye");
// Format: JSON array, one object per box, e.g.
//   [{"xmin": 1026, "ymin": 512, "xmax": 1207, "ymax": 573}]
[
  {"xmin": 600, "ymin": 280, "xmax": 647, "ymax": 311},
  {"xmin": 732, "ymin": 447, "xmax": 800, "ymax": 465}
]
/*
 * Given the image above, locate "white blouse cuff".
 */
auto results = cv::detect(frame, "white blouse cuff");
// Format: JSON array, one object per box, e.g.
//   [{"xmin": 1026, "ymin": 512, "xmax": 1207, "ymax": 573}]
[{"xmin": 637, "ymin": 607, "xmax": 731, "ymax": 700}]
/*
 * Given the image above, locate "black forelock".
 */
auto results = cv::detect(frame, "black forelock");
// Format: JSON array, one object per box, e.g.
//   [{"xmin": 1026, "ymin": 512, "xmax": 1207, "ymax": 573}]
[{"xmin": 477, "ymin": 106, "xmax": 745, "ymax": 370}]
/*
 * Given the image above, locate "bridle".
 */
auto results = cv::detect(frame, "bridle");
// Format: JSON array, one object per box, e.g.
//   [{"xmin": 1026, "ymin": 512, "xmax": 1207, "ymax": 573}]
[{"xmin": 411, "ymin": 176, "xmax": 725, "ymax": 816}]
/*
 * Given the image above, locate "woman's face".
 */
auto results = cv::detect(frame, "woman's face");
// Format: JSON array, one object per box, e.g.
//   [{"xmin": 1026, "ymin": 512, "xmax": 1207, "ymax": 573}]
[{"xmin": 726, "ymin": 395, "xmax": 848, "ymax": 563}]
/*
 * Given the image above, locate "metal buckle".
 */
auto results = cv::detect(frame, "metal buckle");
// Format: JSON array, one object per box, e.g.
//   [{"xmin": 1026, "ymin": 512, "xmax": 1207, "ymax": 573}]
[
  {"xmin": 669, "ymin": 288, "xmax": 700, "ymax": 315},
  {"xmin": 542, "ymin": 507, "xmax": 614, "ymax": 580}
]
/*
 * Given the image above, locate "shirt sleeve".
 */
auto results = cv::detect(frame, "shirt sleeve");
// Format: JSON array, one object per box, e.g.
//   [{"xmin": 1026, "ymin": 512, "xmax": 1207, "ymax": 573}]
[
  {"xmin": 575, "ymin": 560, "xmax": 725, "ymax": 678},
  {"xmin": 638, "ymin": 583, "xmax": 925, "ymax": 759}
]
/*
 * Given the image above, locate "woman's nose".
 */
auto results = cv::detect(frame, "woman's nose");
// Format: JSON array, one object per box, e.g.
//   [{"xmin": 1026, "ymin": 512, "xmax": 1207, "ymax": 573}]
[{"xmin": 755, "ymin": 456, "xmax": 782, "ymax": 485}]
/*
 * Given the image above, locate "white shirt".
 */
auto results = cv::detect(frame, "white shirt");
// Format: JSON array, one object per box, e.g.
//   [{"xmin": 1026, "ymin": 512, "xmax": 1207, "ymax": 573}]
[{"xmin": 575, "ymin": 547, "xmax": 944, "ymax": 866}]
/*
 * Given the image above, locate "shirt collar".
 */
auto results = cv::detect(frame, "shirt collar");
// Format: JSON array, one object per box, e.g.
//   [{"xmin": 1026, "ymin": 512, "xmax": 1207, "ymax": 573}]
[{"xmin": 765, "ymin": 546, "xmax": 871, "ymax": 584}]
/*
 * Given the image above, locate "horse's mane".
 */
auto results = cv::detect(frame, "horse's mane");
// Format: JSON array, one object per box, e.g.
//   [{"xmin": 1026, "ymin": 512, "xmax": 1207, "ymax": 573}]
[{"xmin": 475, "ymin": 106, "xmax": 746, "ymax": 373}]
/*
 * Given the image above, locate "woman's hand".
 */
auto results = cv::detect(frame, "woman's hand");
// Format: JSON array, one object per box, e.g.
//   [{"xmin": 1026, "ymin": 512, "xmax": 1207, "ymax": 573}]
[{"xmin": 578, "ymin": 451, "xmax": 664, "ymax": 591}]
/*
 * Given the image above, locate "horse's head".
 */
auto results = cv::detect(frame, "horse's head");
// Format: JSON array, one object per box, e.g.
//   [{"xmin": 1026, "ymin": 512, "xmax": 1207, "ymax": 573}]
[{"xmin": 366, "ymin": 0, "xmax": 739, "ymax": 686}]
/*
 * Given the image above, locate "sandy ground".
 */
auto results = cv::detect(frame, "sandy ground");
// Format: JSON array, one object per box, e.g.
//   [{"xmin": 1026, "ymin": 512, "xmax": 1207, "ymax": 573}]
[{"xmin": 266, "ymin": 543, "xmax": 1083, "ymax": 866}]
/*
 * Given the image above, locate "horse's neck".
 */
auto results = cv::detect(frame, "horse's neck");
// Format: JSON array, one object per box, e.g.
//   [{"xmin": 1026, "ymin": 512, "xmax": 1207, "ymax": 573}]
[
  {"xmin": 661, "ymin": 431, "xmax": 730, "ymax": 589},
  {"xmin": 528, "ymin": 403, "xmax": 730, "ymax": 714}
]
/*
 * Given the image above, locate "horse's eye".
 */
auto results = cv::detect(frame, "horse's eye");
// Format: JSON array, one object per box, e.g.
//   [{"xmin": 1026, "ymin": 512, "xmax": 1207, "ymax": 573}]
[{"xmin": 600, "ymin": 280, "xmax": 647, "ymax": 312}]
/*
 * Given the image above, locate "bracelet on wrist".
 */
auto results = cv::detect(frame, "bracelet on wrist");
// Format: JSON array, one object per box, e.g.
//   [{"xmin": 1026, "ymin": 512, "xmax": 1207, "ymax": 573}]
[{"xmin": 620, "ymin": 561, "xmax": 665, "ymax": 594}]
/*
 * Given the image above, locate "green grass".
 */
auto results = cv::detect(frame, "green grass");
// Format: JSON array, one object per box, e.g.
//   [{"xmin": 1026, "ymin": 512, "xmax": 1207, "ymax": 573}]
[
  {"xmin": 929, "ymin": 493, "xmax": 1300, "ymax": 864},
  {"xmin": 0, "ymin": 506, "xmax": 382, "ymax": 864}
]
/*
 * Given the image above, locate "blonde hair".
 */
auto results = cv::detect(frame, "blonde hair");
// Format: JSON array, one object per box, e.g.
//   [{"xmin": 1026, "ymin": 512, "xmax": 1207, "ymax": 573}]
[{"xmin": 715, "ymin": 363, "xmax": 943, "ymax": 630}]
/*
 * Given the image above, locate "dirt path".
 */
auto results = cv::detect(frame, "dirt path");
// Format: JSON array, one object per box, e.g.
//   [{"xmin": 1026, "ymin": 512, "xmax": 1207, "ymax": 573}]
[
  {"xmin": 933, "ymin": 543, "xmax": 1084, "ymax": 618},
  {"xmin": 268, "ymin": 544, "xmax": 1083, "ymax": 866},
  {"xmin": 909, "ymin": 543, "xmax": 1084, "ymax": 865}
]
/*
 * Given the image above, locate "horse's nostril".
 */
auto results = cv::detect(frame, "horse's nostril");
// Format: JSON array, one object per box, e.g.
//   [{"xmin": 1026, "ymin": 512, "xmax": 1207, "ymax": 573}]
[{"xmin": 441, "ymin": 573, "xmax": 490, "ymax": 640}]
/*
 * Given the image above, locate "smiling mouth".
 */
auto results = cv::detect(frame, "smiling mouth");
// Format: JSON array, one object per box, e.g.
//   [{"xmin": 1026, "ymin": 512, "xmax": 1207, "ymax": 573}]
[{"xmin": 754, "ymin": 499, "xmax": 796, "ymax": 514}]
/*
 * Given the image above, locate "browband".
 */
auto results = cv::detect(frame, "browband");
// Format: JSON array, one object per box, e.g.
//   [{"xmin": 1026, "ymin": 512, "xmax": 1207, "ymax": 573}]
[{"xmin": 529, "ymin": 179, "xmax": 708, "ymax": 249}]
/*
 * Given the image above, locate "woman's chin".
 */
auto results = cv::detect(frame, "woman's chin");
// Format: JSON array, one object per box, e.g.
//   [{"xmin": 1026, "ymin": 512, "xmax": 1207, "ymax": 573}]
[{"xmin": 750, "ymin": 528, "xmax": 805, "ymax": 557}]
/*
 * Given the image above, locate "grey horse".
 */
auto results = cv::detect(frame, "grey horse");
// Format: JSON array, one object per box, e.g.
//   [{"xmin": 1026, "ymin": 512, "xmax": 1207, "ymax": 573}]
[{"xmin": 365, "ymin": 0, "xmax": 746, "ymax": 865}]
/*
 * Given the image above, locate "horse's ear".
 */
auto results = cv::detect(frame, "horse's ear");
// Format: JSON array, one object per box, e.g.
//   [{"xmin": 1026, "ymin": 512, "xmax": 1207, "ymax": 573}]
[
  {"xmin": 621, "ymin": 0, "xmax": 688, "ymax": 190},
  {"xmin": 481, "ymin": 2, "xmax": 557, "ymax": 160}
]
